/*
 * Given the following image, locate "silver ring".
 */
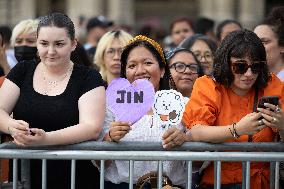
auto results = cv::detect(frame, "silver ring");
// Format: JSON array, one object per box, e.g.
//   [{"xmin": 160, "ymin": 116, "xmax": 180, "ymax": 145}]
[
  {"xmin": 275, "ymin": 106, "xmax": 281, "ymax": 113},
  {"xmin": 272, "ymin": 117, "xmax": 277, "ymax": 123},
  {"xmin": 258, "ymin": 120, "xmax": 263, "ymax": 125}
]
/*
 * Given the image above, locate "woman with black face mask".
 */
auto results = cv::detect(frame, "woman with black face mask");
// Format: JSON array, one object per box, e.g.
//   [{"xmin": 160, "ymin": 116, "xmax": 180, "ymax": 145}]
[{"xmin": 10, "ymin": 19, "xmax": 39, "ymax": 65}]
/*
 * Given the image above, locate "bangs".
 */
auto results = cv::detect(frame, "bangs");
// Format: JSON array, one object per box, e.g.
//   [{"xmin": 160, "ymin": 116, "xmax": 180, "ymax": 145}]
[{"xmin": 230, "ymin": 40, "xmax": 266, "ymax": 61}]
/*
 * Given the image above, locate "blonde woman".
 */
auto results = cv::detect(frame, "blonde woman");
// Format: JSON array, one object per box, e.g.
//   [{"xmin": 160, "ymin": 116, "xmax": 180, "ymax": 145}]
[
  {"xmin": 94, "ymin": 30, "xmax": 132, "ymax": 85},
  {"xmin": 10, "ymin": 19, "xmax": 39, "ymax": 65}
]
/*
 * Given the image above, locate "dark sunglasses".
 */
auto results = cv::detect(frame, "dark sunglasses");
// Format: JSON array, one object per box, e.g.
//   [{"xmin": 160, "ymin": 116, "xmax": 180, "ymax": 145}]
[{"xmin": 231, "ymin": 60, "xmax": 265, "ymax": 74}]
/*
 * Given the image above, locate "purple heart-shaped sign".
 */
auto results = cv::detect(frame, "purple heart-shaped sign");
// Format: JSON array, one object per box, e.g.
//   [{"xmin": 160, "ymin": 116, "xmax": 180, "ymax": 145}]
[{"xmin": 106, "ymin": 78, "xmax": 155, "ymax": 124}]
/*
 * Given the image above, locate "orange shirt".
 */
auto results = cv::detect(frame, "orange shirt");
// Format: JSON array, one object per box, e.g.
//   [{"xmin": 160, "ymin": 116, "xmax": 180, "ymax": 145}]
[
  {"xmin": 0, "ymin": 76, "xmax": 5, "ymax": 87},
  {"xmin": 183, "ymin": 75, "xmax": 284, "ymax": 189}
]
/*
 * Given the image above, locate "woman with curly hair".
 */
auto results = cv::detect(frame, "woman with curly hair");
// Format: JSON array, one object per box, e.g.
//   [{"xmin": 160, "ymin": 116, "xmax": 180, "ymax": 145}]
[{"xmin": 183, "ymin": 29, "xmax": 284, "ymax": 189}]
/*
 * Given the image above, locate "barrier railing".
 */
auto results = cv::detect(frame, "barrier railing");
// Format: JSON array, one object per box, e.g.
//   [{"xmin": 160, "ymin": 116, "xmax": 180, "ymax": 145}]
[{"xmin": 0, "ymin": 141, "xmax": 283, "ymax": 189}]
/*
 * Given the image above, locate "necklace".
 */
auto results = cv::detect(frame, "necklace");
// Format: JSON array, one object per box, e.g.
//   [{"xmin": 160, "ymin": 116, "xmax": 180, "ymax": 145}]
[{"xmin": 42, "ymin": 63, "xmax": 73, "ymax": 95}]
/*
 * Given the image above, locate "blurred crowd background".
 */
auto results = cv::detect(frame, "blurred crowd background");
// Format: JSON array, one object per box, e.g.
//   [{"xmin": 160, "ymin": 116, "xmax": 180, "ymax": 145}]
[{"xmin": 0, "ymin": 0, "xmax": 283, "ymax": 47}]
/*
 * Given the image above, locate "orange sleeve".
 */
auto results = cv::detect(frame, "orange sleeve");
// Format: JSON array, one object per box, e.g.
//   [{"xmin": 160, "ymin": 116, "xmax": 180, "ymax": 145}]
[
  {"xmin": 263, "ymin": 74, "xmax": 284, "ymax": 108},
  {"xmin": 0, "ymin": 76, "xmax": 5, "ymax": 87},
  {"xmin": 183, "ymin": 76, "xmax": 221, "ymax": 129},
  {"xmin": 262, "ymin": 74, "xmax": 284, "ymax": 133}
]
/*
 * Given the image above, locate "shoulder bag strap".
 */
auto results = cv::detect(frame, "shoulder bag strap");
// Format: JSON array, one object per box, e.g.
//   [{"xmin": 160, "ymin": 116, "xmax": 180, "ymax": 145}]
[{"xmin": 248, "ymin": 87, "xmax": 259, "ymax": 142}]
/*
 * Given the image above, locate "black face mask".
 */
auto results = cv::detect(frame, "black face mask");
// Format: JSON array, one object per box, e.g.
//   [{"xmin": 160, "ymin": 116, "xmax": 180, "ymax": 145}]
[{"xmin": 14, "ymin": 46, "xmax": 38, "ymax": 62}]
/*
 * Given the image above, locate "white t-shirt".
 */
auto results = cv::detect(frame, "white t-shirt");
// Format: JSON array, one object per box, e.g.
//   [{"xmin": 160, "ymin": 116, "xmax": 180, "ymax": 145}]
[
  {"xmin": 102, "ymin": 114, "xmax": 187, "ymax": 186},
  {"xmin": 97, "ymin": 97, "xmax": 199, "ymax": 187}
]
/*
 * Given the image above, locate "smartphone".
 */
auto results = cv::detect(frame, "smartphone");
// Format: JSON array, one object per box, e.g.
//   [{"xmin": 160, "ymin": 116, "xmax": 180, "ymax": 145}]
[{"xmin": 258, "ymin": 96, "xmax": 279, "ymax": 109}]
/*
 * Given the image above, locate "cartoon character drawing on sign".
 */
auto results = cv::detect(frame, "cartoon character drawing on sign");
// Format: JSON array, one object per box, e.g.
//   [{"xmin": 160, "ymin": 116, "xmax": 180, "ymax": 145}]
[{"xmin": 153, "ymin": 89, "xmax": 185, "ymax": 128}]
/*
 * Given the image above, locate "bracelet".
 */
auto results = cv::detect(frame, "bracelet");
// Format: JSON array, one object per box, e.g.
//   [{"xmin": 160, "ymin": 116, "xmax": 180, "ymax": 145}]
[
  {"xmin": 229, "ymin": 127, "xmax": 234, "ymax": 137},
  {"xmin": 233, "ymin": 123, "xmax": 240, "ymax": 138},
  {"xmin": 229, "ymin": 123, "xmax": 240, "ymax": 139}
]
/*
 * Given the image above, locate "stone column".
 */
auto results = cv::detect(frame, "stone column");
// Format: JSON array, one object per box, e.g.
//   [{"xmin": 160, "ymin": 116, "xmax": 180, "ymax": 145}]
[
  {"xmin": 67, "ymin": 0, "xmax": 104, "ymax": 22},
  {"xmin": 19, "ymin": 0, "xmax": 36, "ymax": 19},
  {"xmin": 107, "ymin": 0, "xmax": 134, "ymax": 26},
  {"xmin": 199, "ymin": 0, "xmax": 236, "ymax": 25},
  {"xmin": 239, "ymin": 0, "xmax": 265, "ymax": 29},
  {"xmin": 67, "ymin": 0, "xmax": 105, "ymax": 41},
  {"xmin": 214, "ymin": 0, "xmax": 236, "ymax": 23},
  {"xmin": 198, "ymin": 0, "xmax": 215, "ymax": 19},
  {"xmin": 0, "ymin": 0, "xmax": 36, "ymax": 26}
]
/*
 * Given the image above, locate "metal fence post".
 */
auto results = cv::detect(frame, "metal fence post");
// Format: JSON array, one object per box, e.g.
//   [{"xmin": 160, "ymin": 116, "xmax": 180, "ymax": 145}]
[
  {"xmin": 41, "ymin": 159, "xmax": 46, "ymax": 189},
  {"xmin": 245, "ymin": 161, "xmax": 250, "ymax": 189},
  {"xmin": 275, "ymin": 162, "xmax": 280, "ymax": 189},
  {"xmin": 13, "ymin": 159, "xmax": 18, "ymax": 189},
  {"xmin": 158, "ymin": 161, "xmax": 163, "ymax": 189},
  {"xmin": 71, "ymin": 160, "xmax": 76, "ymax": 189},
  {"xmin": 214, "ymin": 161, "xmax": 221, "ymax": 189},
  {"xmin": 129, "ymin": 160, "xmax": 134, "ymax": 189},
  {"xmin": 100, "ymin": 160, "xmax": 105, "ymax": 189},
  {"xmin": 187, "ymin": 161, "xmax": 192, "ymax": 189}
]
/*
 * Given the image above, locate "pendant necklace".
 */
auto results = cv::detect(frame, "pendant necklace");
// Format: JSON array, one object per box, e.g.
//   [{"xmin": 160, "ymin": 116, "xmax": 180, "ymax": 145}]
[{"xmin": 42, "ymin": 64, "xmax": 73, "ymax": 95}]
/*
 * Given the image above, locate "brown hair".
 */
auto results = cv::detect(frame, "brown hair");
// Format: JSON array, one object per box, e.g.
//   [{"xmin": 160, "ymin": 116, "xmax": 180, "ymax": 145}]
[{"xmin": 170, "ymin": 17, "xmax": 193, "ymax": 34}]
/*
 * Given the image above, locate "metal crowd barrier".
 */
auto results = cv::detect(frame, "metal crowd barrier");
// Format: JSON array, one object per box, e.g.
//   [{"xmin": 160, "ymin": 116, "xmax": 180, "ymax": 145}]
[{"xmin": 0, "ymin": 141, "xmax": 283, "ymax": 189}]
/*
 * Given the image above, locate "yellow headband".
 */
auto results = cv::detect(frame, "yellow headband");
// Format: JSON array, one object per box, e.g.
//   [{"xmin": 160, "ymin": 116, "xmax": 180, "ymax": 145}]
[{"xmin": 126, "ymin": 35, "xmax": 166, "ymax": 65}]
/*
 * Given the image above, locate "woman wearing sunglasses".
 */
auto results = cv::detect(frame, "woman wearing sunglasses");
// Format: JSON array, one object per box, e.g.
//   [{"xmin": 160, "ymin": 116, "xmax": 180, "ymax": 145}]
[{"xmin": 183, "ymin": 29, "xmax": 284, "ymax": 189}]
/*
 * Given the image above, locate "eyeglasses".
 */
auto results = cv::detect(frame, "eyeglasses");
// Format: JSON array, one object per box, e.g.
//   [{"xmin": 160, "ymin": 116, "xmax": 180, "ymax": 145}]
[
  {"xmin": 105, "ymin": 48, "xmax": 123, "ymax": 58},
  {"xmin": 231, "ymin": 60, "xmax": 265, "ymax": 74},
  {"xmin": 170, "ymin": 62, "xmax": 198, "ymax": 74},
  {"xmin": 193, "ymin": 52, "xmax": 213, "ymax": 62}
]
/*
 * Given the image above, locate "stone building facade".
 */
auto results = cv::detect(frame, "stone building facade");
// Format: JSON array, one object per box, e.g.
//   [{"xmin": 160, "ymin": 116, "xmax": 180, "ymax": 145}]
[{"xmin": 0, "ymin": 0, "xmax": 274, "ymax": 33}]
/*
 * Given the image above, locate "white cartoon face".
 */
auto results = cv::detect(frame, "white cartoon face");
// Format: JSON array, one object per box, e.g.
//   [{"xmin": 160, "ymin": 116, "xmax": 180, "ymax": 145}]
[{"xmin": 152, "ymin": 90, "xmax": 185, "ymax": 128}]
